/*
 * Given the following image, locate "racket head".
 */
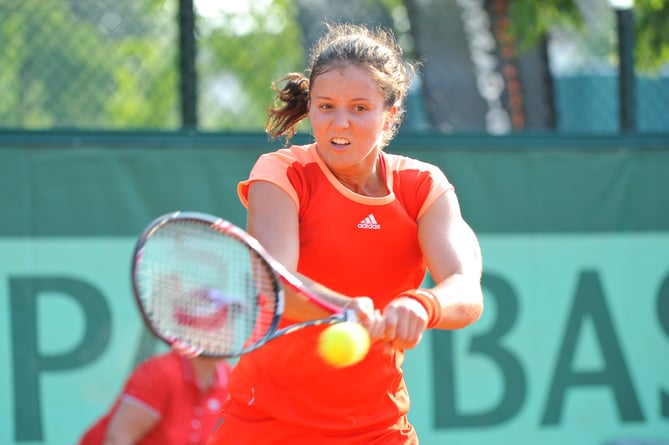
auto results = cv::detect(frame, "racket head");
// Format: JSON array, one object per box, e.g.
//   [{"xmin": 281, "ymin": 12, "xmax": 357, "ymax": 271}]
[{"xmin": 131, "ymin": 211, "xmax": 283, "ymax": 358}]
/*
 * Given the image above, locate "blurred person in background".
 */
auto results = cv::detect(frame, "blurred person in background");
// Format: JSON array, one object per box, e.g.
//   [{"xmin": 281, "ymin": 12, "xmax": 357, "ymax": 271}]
[
  {"xmin": 78, "ymin": 287, "xmax": 238, "ymax": 445},
  {"xmin": 78, "ymin": 351, "xmax": 232, "ymax": 445}
]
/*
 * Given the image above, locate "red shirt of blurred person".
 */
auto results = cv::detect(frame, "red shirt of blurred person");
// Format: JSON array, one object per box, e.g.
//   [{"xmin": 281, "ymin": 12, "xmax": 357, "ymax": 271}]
[{"xmin": 78, "ymin": 351, "xmax": 232, "ymax": 445}]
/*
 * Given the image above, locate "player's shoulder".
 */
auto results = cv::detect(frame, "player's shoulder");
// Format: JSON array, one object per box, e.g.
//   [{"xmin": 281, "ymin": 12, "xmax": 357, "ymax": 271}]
[
  {"xmin": 136, "ymin": 351, "xmax": 181, "ymax": 372},
  {"xmin": 383, "ymin": 152, "xmax": 446, "ymax": 177},
  {"xmin": 123, "ymin": 351, "xmax": 183, "ymax": 390},
  {"xmin": 260, "ymin": 143, "xmax": 316, "ymax": 166}
]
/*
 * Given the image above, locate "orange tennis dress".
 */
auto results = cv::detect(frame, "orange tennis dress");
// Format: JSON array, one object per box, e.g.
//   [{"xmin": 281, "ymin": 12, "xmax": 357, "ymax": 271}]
[{"xmin": 209, "ymin": 144, "xmax": 453, "ymax": 445}]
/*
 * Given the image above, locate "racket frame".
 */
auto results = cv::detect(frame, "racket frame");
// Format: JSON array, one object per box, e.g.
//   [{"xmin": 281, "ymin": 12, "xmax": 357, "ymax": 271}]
[{"xmin": 131, "ymin": 211, "xmax": 355, "ymax": 358}]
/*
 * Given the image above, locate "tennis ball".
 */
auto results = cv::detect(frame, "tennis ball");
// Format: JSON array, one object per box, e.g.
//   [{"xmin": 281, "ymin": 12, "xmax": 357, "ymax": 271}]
[{"xmin": 317, "ymin": 322, "xmax": 370, "ymax": 368}]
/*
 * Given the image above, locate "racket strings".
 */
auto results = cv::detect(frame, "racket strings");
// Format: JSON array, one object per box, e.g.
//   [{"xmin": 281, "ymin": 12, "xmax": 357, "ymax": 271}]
[{"xmin": 135, "ymin": 219, "xmax": 280, "ymax": 356}]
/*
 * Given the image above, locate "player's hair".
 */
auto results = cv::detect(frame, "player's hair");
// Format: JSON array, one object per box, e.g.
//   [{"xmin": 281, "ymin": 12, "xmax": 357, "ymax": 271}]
[{"xmin": 265, "ymin": 22, "xmax": 416, "ymax": 146}]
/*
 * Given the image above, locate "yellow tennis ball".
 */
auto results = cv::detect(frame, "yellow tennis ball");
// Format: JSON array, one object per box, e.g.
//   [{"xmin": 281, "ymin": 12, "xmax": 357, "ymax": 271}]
[{"xmin": 317, "ymin": 322, "xmax": 370, "ymax": 368}]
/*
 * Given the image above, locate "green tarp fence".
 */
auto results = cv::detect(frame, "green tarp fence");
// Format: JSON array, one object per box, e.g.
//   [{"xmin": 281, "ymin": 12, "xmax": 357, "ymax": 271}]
[{"xmin": 1, "ymin": 132, "xmax": 667, "ymax": 444}]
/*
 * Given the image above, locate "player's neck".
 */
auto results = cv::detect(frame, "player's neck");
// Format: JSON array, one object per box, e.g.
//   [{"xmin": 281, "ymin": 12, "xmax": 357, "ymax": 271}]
[
  {"xmin": 191, "ymin": 357, "xmax": 218, "ymax": 391},
  {"xmin": 330, "ymin": 155, "xmax": 388, "ymax": 197}
]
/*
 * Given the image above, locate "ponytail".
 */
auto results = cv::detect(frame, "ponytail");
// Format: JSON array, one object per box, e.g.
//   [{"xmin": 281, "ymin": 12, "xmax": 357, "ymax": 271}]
[{"xmin": 265, "ymin": 73, "xmax": 310, "ymax": 143}]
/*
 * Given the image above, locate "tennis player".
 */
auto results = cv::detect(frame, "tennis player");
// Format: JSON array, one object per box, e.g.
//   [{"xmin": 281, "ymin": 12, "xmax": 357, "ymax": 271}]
[{"xmin": 209, "ymin": 22, "xmax": 484, "ymax": 445}]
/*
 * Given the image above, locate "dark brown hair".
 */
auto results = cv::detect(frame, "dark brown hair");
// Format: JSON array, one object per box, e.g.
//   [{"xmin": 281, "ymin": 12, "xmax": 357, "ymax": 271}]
[{"xmin": 265, "ymin": 22, "xmax": 415, "ymax": 146}]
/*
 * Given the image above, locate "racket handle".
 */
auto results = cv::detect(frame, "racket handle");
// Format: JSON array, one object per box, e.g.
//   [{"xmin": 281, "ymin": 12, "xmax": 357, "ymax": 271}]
[{"xmin": 343, "ymin": 307, "xmax": 359, "ymax": 323}]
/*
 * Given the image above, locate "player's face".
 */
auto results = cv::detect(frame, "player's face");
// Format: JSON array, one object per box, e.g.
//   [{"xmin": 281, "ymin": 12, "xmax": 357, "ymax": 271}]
[{"xmin": 309, "ymin": 64, "xmax": 393, "ymax": 171}]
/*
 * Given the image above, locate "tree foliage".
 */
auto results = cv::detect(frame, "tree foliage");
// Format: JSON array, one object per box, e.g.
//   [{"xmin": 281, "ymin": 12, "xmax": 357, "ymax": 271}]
[
  {"xmin": 0, "ymin": 0, "xmax": 179, "ymax": 129},
  {"xmin": 635, "ymin": 0, "xmax": 669, "ymax": 72},
  {"xmin": 0, "ymin": 0, "xmax": 666, "ymax": 131},
  {"xmin": 508, "ymin": 0, "xmax": 669, "ymax": 73},
  {"xmin": 195, "ymin": 0, "xmax": 305, "ymax": 131}
]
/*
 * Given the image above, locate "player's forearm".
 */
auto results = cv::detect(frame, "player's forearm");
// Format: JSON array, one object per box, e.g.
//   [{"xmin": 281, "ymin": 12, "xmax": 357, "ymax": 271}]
[
  {"xmin": 103, "ymin": 434, "xmax": 136, "ymax": 445},
  {"xmin": 430, "ymin": 273, "xmax": 484, "ymax": 330},
  {"xmin": 282, "ymin": 271, "xmax": 351, "ymax": 321}
]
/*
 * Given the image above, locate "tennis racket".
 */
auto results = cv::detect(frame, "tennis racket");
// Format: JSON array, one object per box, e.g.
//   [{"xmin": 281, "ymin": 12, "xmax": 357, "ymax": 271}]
[{"xmin": 131, "ymin": 211, "xmax": 358, "ymax": 358}]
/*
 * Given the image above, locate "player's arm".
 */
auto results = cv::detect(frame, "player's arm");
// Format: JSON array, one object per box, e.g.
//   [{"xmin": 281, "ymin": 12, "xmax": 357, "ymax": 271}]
[
  {"xmin": 380, "ymin": 189, "xmax": 483, "ymax": 349},
  {"xmin": 417, "ymin": 189, "xmax": 484, "ymax": 330},
  {"xmin": 246, "ymin": 181, "xmax": 365, "ymax": 321},
  {"xmin": 102, "ymin": 397, "xmax": 159, "ymax": 445}
]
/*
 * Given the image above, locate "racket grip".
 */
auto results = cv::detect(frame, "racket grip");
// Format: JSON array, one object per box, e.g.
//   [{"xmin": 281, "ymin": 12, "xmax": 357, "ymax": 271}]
[{"xmin": 343, "ymin": 307, "xmax": 359, "ymax": 323}]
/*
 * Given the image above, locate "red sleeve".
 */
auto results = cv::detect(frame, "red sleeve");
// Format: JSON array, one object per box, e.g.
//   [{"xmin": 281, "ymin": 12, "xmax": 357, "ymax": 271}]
[
  {"xmin": 237, "ymin": 144, "xmax": 314, "ymax": 209},
  {"xmin": 415, "ymin": 162, "xmax": 452, "ymax": 219},
  {"xmin": 389, "ymin": 154, "xmax": 454, "ymax": 220}
]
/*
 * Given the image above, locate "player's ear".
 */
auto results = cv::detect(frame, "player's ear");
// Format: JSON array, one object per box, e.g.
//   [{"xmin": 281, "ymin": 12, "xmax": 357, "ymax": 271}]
[{"xmin": 383, "ymin": 105, "xmax": 398, "ymax": 131}]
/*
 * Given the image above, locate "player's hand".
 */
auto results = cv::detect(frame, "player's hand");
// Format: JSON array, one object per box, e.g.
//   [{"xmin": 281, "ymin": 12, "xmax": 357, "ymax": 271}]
[
  {"xmin": 380, "ymin": 296, "xmax": 429, "ymax": 350},
  {"xmin": 345, "ymin": 296, "xmax": 386, "ymax": 341}
]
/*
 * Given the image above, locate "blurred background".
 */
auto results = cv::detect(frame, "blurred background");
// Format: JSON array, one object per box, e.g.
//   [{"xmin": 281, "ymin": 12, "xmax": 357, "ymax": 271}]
[
  {"xmin": 1, "ymin": 1, "xmax": 668, "ymax": 444},
  {"xmin": 1, "ymin": 0, "xmax": 668, "ymax": 134}
]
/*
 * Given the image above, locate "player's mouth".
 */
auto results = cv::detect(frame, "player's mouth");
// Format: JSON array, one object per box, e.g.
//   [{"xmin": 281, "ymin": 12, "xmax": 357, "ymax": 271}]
[{"xmin": 331, "ymin": 137, "xmax": 350, "ymax": 148}]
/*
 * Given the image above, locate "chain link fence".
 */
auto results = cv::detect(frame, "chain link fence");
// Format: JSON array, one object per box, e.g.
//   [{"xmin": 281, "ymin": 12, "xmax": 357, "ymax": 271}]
[
  {"xmin": 1, "ymin": 0, "xmax": 667, "ymax": 135},
  {"xmin": 0, "ymin": 0, "xmax": 179, "ymax": 129}
]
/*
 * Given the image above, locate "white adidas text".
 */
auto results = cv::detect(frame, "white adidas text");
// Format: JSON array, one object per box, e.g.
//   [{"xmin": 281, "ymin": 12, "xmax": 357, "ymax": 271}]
[{"xmin": 358, "ymin": 213, "xmax": 381, "ymax": 230}]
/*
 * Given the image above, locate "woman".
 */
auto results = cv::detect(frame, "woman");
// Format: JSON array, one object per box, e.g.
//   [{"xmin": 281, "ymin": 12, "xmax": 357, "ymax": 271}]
[{"xmin": 209, "ymin": 22, "xmax": 483, "ymax": 445}]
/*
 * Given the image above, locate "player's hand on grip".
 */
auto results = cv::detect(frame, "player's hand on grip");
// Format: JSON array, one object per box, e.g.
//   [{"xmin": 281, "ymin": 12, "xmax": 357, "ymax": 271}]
[
  {"xmin": 344, "ymin": 296, "xmax": 386, "ymax": 340},
  {"xmin": 380, "ymin": 296, "xmax": 430, "ymax": 350}
]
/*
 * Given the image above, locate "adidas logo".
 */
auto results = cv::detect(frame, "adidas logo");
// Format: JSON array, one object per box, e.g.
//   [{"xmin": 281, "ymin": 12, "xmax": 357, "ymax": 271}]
[{"xmin": 357, "ymin": 213, "xmax": 381, "ymax": 230}]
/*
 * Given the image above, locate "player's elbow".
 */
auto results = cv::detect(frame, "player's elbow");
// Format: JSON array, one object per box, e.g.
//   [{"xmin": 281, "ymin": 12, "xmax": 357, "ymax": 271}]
[
  {"xmin": 452, "ymin": 299, "xmax": 483, "ymax": 329},
  {"xmin": 466, "ymin": 284, "xmax": 484, "ymax": 324},
  {"xmin": 465, "ymin": 297, "xmax": 484, "ymax": 325}
]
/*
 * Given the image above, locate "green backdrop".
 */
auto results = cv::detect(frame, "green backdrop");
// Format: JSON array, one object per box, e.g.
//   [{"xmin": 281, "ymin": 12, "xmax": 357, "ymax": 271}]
[{"xmin": 1, "ymin": 132, "xmax": 667, "ymax": 444}]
